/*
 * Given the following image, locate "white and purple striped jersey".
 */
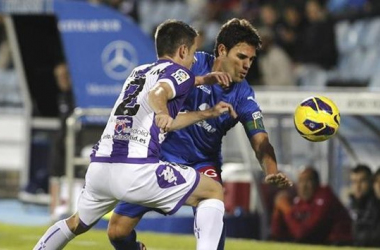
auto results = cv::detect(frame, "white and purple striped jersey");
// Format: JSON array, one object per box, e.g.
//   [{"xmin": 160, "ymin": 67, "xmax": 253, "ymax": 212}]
[{"xmin": 91, "ymin": 59, "xmax": 195, "ymax": 164}]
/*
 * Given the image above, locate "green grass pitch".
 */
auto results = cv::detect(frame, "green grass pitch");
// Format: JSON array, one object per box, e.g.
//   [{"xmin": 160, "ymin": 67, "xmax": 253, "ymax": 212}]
[{"xmin": 0, "ymin": 223, "xmax": 375, "ymax": 250}]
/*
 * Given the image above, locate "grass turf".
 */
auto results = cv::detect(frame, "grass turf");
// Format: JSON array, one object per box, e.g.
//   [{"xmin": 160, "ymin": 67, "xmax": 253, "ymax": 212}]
[{"xmin": 0, "ymin": 223, "xmax": 374, "ymax": 250}]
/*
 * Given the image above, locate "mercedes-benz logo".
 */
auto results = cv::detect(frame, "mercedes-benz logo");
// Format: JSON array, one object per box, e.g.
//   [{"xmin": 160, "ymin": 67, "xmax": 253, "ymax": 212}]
[{"xmin": 101, "ymin": 40, "xmax": 138, "ymax": 80}]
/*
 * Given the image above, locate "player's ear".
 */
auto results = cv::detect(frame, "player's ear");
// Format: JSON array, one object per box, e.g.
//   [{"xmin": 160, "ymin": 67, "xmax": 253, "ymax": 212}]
[
  {"xmin": 178, "ymin": 44, "xmax": 188, "ymax": 60},
  {"xmin": 217, "ymin": 44, "xmax": 227, "ymax": 57}
]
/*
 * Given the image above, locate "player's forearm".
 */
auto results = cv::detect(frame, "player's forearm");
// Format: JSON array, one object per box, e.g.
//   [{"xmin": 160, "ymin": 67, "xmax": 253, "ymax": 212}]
[
  {"xmin": 255, "ymin": 141, "xmax": 278, "ymax": 175},
  {"xmin": 194, "ymin": 76, "xmax": 210, "ymax": 86},
  {"xmin": 169, "ymin": 110, "xmax": 212, "ymax": 131}
]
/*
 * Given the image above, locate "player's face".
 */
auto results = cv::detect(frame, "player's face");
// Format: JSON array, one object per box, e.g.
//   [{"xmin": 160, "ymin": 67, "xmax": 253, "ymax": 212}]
[
  {"xmin": 350, "ymin": 172, "xmax": 371, "ymax": 199},
  {"xmin": 220, "ymin": 42, "xmax": 256, "ymax": 82}
]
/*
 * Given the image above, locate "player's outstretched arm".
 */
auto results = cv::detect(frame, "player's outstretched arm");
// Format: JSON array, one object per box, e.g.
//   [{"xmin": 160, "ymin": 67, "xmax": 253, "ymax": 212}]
[
  {"xmin": 169, "ymin": 101, "xmax": 237, "ymax": 131},
  {"xmin": 148, "ymin": 82, "xmax": 174, "ymax": 132},
  {"xmin": 195, "ymin": 72, "xmax": 232, "ymax": 88},
  {"xmin": 250, "ymin": 133, "xmax": 293, "ymax": 188}
]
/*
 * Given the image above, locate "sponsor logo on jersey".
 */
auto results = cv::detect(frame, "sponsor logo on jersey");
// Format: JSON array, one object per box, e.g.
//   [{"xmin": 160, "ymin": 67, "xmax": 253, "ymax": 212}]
[
  {"xmin": 194, "ymin": 103, "xmax": 216, "ymax": 133},
  {"xmin": 171, "ymin": 69, "xmax": 190, "ymax": 85},
  {"xmin": 197, "ymin": 85, "xmax": 211, "ymax": 94},
  {"xmin": 196, "ymin": 120, "xmax": 216, "ymax": 133},
  {"xmin": 102, "ymin": 119, "xmax": 150, "ymax": 145}
]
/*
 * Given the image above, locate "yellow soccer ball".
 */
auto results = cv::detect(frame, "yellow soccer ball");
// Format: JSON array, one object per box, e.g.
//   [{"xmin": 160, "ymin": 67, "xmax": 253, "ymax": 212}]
[{"xmin": 294, "ymin": 96, "xmax": 340, "ymax": 142}]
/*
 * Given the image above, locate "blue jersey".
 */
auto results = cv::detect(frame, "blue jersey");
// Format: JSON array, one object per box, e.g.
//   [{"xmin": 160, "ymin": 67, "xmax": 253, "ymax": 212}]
[
  {"xmin": 161, "ymin": 52, "xmax": 266, "ymax": 170},
  {"xmin": 114, "ymin": 52, "xmax": 267, "ymax": 218}
]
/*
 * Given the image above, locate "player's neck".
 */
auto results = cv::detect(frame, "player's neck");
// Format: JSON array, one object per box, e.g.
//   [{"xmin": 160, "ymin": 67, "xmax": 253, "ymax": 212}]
[
  {"xmin": 212, "ymin": 57, "xmax": 223, "ymax": 72},
  {"xmin": 159, "ymin": 55, "xmax": 174, "ymax": 61}
]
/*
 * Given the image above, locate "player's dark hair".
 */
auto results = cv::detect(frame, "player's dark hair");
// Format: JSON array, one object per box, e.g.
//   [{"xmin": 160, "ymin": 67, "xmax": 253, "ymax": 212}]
[
  {"xmin": 351, "ymin": 164, "xmax": 372, "ymax": 180},
  {"xmin": 155, "ymin": 19, "xmax": 198, "ymax": 58},
  {"xmin": 214, "ymin": 18, "xmax": 262, "ymax": 57}
]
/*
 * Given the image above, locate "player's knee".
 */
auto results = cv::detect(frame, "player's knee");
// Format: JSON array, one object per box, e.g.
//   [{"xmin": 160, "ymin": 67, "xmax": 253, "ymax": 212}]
[
  {"xmin": 66, "ymin": 213, "xmax": 90, "ymax": 235},
  {"xmin": 108, "ymin": 220, "xmax": 131, "ymax": 240},
  {"xmin": 108, "ymin": 226, "xmax": 126, "ymax": 240}
]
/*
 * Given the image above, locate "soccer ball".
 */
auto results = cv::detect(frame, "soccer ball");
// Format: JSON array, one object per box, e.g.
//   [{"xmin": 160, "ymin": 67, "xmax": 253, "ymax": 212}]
[{"xmin": 294, "ymin": 96, "xmax": 340, "ymax": 142}]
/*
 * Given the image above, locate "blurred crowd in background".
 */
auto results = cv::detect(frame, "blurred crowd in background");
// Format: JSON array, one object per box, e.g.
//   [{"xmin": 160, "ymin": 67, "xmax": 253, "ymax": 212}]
[
  {"xmin": 2, "ymin": 0, "xmax": 380, "ymax": 87},
  {"xmin": 268, "ymin": 164, "xmax": 380, "ymax": 247},
  {"xmin": 81, "ymin": 0, "xmax": 380, "ymax": 88}
]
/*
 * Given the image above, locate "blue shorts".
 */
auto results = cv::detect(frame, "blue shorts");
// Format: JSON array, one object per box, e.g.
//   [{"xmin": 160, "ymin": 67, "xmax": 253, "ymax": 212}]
[{"xmin": 114, "ymin": 201, "xmax": 166, "ymax": 218}]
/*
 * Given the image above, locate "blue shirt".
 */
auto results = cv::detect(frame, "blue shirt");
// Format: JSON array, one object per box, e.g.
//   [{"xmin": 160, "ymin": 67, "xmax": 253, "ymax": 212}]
[{"xmin": 160, "ymin": 52, "xmax": 266, "ymax": 170}]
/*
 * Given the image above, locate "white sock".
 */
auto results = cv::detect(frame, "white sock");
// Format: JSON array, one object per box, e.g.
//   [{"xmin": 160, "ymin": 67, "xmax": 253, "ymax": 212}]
[
  {"xmin": 33, "ymin": 220, "xmax": 75, "ymax": 250},
  {"xmin": 194, "ymin": 199, "xmax": 225, "ymax": 250}
]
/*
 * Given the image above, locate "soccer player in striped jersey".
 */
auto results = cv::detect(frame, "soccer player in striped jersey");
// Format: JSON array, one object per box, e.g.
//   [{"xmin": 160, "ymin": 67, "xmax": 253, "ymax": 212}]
[
  {"xmin": 107, "ymin": 18, "xmax": 293, "ymax": 250},
  {"xmin": 33, "ymin": 19, "xmax": 234, "ymax": 250}
]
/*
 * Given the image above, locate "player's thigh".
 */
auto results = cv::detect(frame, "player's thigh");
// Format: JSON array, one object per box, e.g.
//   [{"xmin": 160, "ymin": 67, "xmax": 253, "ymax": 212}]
[
  {"xmin": 77, "ymin": 162, "xmax": 119, "ymax": 226},
  {"xmin": 185, "ymin": 173, "xmax": 223, "ymax": 206}
]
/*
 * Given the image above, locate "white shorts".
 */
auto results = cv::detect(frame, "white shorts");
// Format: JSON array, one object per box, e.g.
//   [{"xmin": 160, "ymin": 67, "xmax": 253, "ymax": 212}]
[{"xmin": 77, "ymin": 161, "xmax": 200, "ymax": 226}]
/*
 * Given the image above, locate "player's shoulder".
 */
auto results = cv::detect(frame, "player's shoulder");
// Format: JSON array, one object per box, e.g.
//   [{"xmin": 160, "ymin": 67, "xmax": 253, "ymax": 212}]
[
  {"xmin": 233, "ymin": 79, "xmax": 256, "ymax": 98},
  {"xmin": 156, "ymin": 59, "xmax": 192, "ymax": 77},
  {"xmin": 156, "ymin": 60, "xmax": 194, "ymax": 88},
  {"xmin": 192, "ymin": 51, "xmax": 214, "ymax": 73},
  {"xmin": 194, "ymin": 51, "xmax": 214, "ymax": 62}
]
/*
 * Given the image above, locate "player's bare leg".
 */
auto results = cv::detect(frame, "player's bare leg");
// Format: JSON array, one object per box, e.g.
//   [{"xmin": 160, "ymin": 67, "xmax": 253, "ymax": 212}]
[{"xmin": 108, "ymin": 213, "xmax": 145, "ymax": 250}]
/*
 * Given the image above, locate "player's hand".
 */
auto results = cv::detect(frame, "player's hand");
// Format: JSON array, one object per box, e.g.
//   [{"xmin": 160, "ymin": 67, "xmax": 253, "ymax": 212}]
[
  {"xmin": 202, "ymin": 72, "xmax": 232, "ymax": 88},
  {"xmin": 265, "ymin": 173, "xmax": 293, "ymax": 188},
  {"xmin": 209, "ymin": 101, "xmax": 238, "ymax": 119},
  {"xmin": 155, "ymin": 112, "xmax": 173, "ymax": 132}
]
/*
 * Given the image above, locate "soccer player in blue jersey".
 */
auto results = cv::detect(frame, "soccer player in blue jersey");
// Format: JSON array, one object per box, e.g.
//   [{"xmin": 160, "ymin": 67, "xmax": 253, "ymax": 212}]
[
  {"xmin": 33, "ymin": 20, "xmax": 236, "ymax": 250},
  {"xmin": 107, "ymin": 18, "xmax": 293, "ymax": 250}
]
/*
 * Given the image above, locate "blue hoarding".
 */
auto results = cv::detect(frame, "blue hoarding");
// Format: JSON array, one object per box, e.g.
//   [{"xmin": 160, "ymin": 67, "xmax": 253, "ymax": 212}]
[{"xmin": 54, "ymin": 0, "xmax": 156, "ymax": 108}]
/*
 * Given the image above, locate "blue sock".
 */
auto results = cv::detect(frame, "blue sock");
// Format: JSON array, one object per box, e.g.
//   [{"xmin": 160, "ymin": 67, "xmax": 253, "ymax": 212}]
[{"xmin": 110, "ymin": 229, "xmax": 140, "ymax": 250}]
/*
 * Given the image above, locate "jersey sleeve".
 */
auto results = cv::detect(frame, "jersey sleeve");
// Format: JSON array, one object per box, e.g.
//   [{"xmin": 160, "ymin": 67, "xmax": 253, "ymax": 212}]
[
  {"xmin": 191, "ymin": 52, "xmax": 213, "ymax": 77},
  {"xmin": 158, "ymin": 65, "xmax": 195, "ymax": 99},
  {"xmin": 191, "ymin": 52, "xmax": 204, "ymax": 75},
  {"xmin": 236, "ymin": 81, "xmax": 267, "ymax": 137}
]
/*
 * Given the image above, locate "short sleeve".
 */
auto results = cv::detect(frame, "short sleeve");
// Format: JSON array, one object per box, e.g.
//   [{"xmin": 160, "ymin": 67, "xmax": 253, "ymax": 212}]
[
  {"xmin": 236, "ymin": 82, "xmax": 267, "ymax": 136},
  {"xmin": 158, "ymin": 65, "xmax": 195, "ymax": 99}
]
